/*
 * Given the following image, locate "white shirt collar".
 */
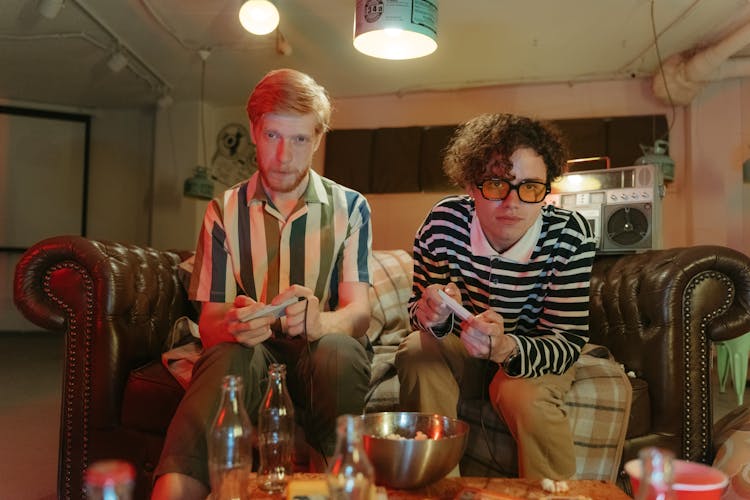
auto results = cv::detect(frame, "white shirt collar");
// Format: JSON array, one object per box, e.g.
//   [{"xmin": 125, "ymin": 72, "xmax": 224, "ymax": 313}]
[{"xmin": 469, "ymin": 212, "xmax": 542, "ymax": 263}]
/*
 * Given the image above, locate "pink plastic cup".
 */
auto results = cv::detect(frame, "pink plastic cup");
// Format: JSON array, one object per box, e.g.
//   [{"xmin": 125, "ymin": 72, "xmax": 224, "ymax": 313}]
[{"xmin": 625, "ymin": 458, "xmax": 729, "ymax": 500}]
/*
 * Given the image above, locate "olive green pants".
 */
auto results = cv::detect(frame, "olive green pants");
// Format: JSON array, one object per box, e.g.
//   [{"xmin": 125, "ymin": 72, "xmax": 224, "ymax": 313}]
[{"xmin": 155, "ymin": 334, "xmax": 371, "ymax": 488}]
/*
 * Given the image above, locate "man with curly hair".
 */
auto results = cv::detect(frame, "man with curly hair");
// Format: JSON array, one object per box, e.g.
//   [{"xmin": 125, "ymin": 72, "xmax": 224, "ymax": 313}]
[{"xmin": 395, "ymin": 113, "xmax": 596, "ymax": 480}]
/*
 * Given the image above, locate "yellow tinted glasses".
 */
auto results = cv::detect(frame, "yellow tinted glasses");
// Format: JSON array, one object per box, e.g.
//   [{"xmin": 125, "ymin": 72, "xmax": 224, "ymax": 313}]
[{"xmin": 476, "ymin": 178, "xmax": 550, "ymax": 203}]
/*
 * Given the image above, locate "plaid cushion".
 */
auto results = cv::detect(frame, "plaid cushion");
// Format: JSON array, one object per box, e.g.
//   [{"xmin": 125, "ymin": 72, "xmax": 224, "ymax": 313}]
[
  {"xmin": 567, "ymin": 353, "xmax": 632, "ymax": 482},
  {"xmin": 363, "ymin": 249, "xmax": 413, "ymax": 411},
  {"xmin": 366, "ymin": 249, "xmax": 413, "ymax": 347}
]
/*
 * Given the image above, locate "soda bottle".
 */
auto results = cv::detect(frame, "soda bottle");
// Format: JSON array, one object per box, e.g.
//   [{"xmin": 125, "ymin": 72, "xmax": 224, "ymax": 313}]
[
  {"xmin": 257, "ymin": 363, "xmax": 295, "ymax": 493},
  {"xmin": 634, "ymin": 447, "xmax": 677, "ymax": 500},
  {"xmin": 207, "ymin": 374, "xmax": 253, "ymax": 500},
  {"xmin": 84, "ymin": 459, "xmax": 135, "ymax": 500},
  {"xmin": 326, "ymin": 414, "xmax": 375, "ymax": 500}
]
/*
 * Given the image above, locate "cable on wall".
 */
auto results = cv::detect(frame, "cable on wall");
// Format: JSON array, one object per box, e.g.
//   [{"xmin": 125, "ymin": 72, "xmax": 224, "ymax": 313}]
[
  {"xmin": 199, "ymin": 49, "xmax": 210, "ymax": 170},
  {"xmin": 650, "ymin": 0, "xmax": 677, "ymax": 138}
]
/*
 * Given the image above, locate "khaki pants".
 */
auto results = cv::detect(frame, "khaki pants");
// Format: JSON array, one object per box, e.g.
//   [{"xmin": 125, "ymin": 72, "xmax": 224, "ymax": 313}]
[
  {"xmin": 155, "ymin": 334, "xmax": 371, "ymax": 488},
  {"xmin": 396, "ymin": 330, "xmax": 576, "ymax": 480}
]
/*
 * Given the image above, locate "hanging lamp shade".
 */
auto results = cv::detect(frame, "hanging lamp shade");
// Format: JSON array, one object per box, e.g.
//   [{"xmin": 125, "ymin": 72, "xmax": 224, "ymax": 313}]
[{"xmin": 353, "ymin": 0, "xmax": 438, "ymax": 60}]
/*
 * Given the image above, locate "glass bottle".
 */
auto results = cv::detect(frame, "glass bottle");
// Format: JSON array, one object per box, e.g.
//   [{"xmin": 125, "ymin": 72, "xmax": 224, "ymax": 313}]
[
  {"xmin": 634, "ymin": 447, "xmax": 677, "ymax": 500},
  {"xmin": 84, "ymin": 459, "xmax": 135, "ymax": 500},
  {"xmin": 207, "ymin": 374, "xmax": 253, "ymax": 500},
  {"xmin": 326, "ymin": 414, "xmax": 375, "ymax": 500},
  {"xmin": 257, "ymin": 363, "xmax": 295, "ymax": 493}
]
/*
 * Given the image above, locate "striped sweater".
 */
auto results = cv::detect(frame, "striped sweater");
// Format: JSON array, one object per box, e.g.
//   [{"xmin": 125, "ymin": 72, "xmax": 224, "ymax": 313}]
[{"xmin": 409, "ymin": 195, "xmax": 596, "ymax": 377}]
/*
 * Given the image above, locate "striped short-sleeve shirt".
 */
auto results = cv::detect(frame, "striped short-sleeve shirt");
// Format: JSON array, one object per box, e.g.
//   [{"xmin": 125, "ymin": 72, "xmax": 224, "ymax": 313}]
[
  {"xmin": 189, "ymin": 170, "xmax": 373, "ymax": 311},
  {"xmin": 409, "ymin": 195, "xmax": 596, "ymax": 377}
]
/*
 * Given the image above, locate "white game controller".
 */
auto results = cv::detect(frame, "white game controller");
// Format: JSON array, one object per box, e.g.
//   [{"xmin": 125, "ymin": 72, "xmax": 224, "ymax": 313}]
[
  {"xmin": 238, "ymin": 296, "xmax": 302, "ymax": 322},
  {"xmin": 437, "ymin": 289, "xmax": 473, "ymax": 321}
]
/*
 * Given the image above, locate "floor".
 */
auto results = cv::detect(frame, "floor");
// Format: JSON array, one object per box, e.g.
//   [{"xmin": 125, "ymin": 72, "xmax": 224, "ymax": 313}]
[
  {"xmin": 0, "ymin": 331, "xmax": 62, "ymax": 500},
  {"xmin": 0, "ymin": 330, "xmax": 747, "ymax": 500}
]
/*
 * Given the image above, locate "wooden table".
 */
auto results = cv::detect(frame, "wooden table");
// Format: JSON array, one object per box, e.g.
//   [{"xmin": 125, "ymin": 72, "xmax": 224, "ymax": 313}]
[{"xmin": 247, "ymin": 473, "xmax": 631, "ymax": 499}]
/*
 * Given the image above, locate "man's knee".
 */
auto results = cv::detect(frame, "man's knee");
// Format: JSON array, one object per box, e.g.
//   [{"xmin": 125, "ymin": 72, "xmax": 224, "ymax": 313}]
[
  {"xmin": 490, "ymin": 373, "xmax": 570, "ymax": 427},
  {"xmin": 395, "ymin": 329, "xmax": 430, "ymax": 366},
  {"xmin": 312, "ymin": 334, "xmax": 369, "ymax": 379},
  {"xmin": 195, "ymin": 342, "xmax": 252, "ymax": 373},
  {"xmin": 314, "ymin": 334, "xmax": 366, "ymax": 359},
  {"xmin": 490, "ymin": 374, "xmax": 537, "ymax": 420}
]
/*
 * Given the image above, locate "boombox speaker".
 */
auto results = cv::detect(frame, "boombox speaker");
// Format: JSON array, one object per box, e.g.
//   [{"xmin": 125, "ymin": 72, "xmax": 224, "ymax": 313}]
[
  {"xmin": 601, "ymin": 202, "xmax": 654, "ymax": 252},
  {"xmin": 550, "ymin": 164, "xmax": 664, "ymax": 254}
]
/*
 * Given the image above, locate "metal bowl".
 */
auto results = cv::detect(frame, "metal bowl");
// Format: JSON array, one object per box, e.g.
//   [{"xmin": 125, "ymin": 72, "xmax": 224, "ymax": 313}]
[{"xmin": 359, "ymin": 412, "xmax": 469, "ymax": 489}]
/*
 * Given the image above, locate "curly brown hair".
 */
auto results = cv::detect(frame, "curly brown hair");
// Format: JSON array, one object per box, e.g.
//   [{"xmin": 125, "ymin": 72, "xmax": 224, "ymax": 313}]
[{"xmin": 443, "ymin": 113, "xmax": 568, "ymax": 187}]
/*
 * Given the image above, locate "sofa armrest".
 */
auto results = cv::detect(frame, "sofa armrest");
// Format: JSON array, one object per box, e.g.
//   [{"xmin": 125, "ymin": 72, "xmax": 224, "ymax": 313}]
[
  {"xmin": 13, "ymin": 235, "xmax": 191, "ymax": 496},
  {"xmin": 14, "ymin": 235, "xmax": 191, "ymax": 422},
  {"xmin": 588, "ymin": 245, "xmax": 750, "ymax": 462}
]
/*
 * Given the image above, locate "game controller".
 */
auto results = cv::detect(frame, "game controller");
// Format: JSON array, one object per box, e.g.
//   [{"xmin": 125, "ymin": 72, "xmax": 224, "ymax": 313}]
[
  {"xmin": 437, "ymin": 289, "xmax": 473, "ymax": 321},
  {"xmin": 238, "ymin": 296, "xmax": 302, "ymax": 322}
]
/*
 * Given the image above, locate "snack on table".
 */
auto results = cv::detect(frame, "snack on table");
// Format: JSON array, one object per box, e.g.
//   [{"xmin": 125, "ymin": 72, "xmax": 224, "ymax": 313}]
[
  {"xmin": 540, "ymin": 478, "xmax": 570, "ymax": 493},
  {"xmin": 384, "ymin": 430, "xmax": 429, "ymax": 440}
]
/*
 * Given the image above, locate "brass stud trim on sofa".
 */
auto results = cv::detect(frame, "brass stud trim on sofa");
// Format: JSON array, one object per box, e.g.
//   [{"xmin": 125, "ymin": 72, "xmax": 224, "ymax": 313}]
[
  {"xmin": 682, "ymin": 270, "xmax": 734, "ymax": 464},
  {"xmin": 44, "ymin": 261, "xmax": 94, "ymax": 500}
]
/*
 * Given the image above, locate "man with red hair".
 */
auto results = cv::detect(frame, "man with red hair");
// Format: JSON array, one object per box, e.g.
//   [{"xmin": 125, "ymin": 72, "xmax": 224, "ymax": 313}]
[{"xmin": 152, "ymin": 68, "xmax": 373, "ymax": 499}]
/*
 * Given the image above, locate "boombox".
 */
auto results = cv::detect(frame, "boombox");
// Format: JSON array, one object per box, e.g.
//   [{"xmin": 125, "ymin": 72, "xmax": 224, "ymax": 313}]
[{"xmin": 546, "ymin": 164, "xmax": 665, "ymax": 254}]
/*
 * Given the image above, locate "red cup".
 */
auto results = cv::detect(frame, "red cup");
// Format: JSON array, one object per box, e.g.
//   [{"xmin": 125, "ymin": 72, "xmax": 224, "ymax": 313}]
[{"xmin": 625, "ymin": 458, "xmax": 729, "ymax": 500}]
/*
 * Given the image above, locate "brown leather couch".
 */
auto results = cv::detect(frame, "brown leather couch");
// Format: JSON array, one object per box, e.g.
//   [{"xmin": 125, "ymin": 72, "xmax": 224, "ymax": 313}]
[{"xmin": 13, "ymin": 236, "xmax": 750, "ymax": 498}]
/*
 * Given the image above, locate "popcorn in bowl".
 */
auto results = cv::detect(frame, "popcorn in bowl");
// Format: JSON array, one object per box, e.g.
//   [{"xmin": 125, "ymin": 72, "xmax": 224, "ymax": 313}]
[
  {"xmin": 540, "ymin": 478, "xmax": 570, "ymax": 493},
  {"xmin": 384, "ymin": 430, "xmax": 429, "ymax": 440}
]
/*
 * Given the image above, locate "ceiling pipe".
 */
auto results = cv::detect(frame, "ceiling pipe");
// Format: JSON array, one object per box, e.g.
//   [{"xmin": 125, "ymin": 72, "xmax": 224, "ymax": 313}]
[
  {"xmin": 652, "ymin": 20, "xmax": 750, "ymax": 105},
  {"xmin": 72, "ymin": 0, "xmax": 171, "ymax": 95}
]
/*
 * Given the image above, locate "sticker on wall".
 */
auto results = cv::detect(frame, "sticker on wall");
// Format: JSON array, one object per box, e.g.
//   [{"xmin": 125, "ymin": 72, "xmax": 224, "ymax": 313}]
[{"xmin": 211, "ymin": 123, "xmax": 257, "ymax": 187}]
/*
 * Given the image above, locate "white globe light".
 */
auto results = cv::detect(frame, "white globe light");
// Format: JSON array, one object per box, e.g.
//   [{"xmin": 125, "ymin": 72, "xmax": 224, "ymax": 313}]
[{"xmin": 238, "ymin": 0, "xmax": 280, "ymax": 36}]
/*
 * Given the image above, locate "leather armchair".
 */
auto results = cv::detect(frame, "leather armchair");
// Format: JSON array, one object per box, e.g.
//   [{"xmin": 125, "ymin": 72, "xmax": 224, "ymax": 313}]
[{"xmin": 13, "ymin": 236, "xmax": 750, "ymax": 498}]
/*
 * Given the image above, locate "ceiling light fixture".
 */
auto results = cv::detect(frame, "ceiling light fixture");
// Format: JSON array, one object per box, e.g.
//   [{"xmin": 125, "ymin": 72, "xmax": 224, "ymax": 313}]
[
  {"xmin": 157, "ymin": 93, "xmax": 173, "ymax": 109},
  {"xmin": 107, "ymin": 49, "xmax": 128, "ymax": 72},
  {"xmin": 38, "ymin": 0, "xmax": 65, "ymax": 19},
  {"xmin": 353, "ymin": 0, "xmax": 438, "ymax": 60},
  {"xmin": 239, "ymin": 0, "xmax": 280, "ymax": 35}
]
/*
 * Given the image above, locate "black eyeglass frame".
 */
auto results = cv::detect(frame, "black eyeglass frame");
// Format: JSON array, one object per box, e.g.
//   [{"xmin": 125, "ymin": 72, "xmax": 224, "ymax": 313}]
[{"xmin": 475, "ymin": 178, "xmax": 551, "ymax": 203}]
